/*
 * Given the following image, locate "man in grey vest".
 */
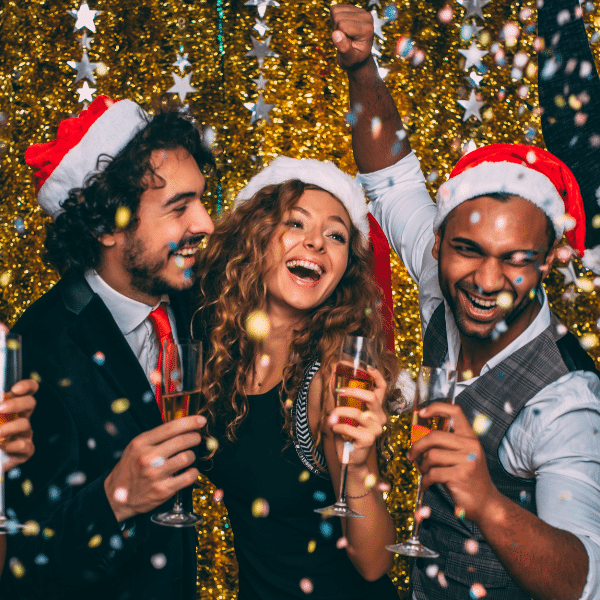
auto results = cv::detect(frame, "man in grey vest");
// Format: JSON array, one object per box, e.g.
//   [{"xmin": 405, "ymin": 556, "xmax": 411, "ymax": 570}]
[{"xmin": 331, "ymin": 5, "xmax": 600, "ymax": 600}]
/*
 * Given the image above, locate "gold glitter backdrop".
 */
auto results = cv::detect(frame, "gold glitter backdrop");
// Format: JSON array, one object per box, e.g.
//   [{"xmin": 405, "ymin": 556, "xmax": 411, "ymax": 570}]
[{"xmin": 1, "ymin": 1, "xmax": 600, "ymax": 598}]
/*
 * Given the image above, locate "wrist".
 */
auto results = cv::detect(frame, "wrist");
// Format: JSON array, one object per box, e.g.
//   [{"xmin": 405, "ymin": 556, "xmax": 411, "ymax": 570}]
[
  {"xmin": 346, "ymin": 55, "xmax": 379, "ymax": 80},
  {"xmin": 104, "ymin": 474, "xmax": 132, "ymax": 523}
]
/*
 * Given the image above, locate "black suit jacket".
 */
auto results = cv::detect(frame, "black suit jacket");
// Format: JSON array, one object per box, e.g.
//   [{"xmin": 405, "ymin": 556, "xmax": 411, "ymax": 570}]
[{"xmin": 1, "ymin": 274, "xmax": 197, "ymax": 600}]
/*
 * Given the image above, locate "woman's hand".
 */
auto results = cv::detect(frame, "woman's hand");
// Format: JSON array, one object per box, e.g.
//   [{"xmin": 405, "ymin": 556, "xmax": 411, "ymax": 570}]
[
  {"xmin": 328, "ymin": 366, "xmax": 388, "ymax": 468},
  {"xmin": 1, "ymin": 378, "xmax": 37, "ymax": 472}
]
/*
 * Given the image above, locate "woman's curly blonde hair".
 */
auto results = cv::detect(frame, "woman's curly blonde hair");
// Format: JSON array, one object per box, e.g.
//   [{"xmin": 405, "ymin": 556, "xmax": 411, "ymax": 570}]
[{"xmin": 192, "ymin": 179, "xmax": 399, "ymax": 474}]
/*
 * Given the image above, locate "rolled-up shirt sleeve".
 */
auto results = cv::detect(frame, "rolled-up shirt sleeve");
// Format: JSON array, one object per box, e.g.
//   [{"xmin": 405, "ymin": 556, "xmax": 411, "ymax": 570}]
[{"xmin": 500, "ymin": 371, "xmax": 600, "ymax": 600}]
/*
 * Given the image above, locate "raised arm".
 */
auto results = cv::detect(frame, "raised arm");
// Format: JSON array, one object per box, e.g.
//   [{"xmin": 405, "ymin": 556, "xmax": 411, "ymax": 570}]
[{"xmin": 330, "ymin": 4, "xmax": 409, "ymax": 173}]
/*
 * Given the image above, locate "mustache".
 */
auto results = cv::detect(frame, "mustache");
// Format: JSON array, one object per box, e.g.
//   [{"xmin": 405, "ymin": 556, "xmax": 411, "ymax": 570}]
[{"xmin": 169, "ymin": 236, "xmax": 205, "ymax": 254}]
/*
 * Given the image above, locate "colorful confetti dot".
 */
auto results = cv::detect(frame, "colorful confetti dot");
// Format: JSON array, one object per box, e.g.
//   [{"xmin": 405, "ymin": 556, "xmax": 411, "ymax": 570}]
[
  {"xmin": 313, "ymin": 490, "xmax": 326, "ymax": 502},
  {"xmin": 115, "ymin": 206, "xmax": 131, "ymax": 229},
  {"xmin": 92, "ymin": 351, "xmax": 105, "ymax": 366},
  {"xmin": 299, "ymin": 578, "xmax": 314, "ymax": 594},
  {"xmin": 34, "ymin": 554, "xmax": 49, "ymax": 565},
  {"xmin": 465, "ymin": 538, "xmax": 479, "ymax": 555},
  {"xmin": 496, "ymin": 291, "xmax": 513, "ymax": 309},
  {"xmin": 336, "ymin": 536, "xmax": 348, "ymax": 549},
  {"xmin": 111, "ymin": 398, "xmax": 130, "ymax": 414},
  {"xmin": 213, "ymin": 489, "xmax": 224, "ymax": 503},
  {"xmin": 251, "ymin": 498, "xmax": 269, "ymax": 518},
  {"xmin": 206, "ymin": 436, "xmax": 219, "ymax": 452},
  {"xmin": 151, "ymin": 553, "xmax": 167, "ymax": 569},
  {"xmin": 67, "ymin": 472, "xmax": 86, "ymax": 486},
  {"xmin": 9, "ymin": 558, "xmax": 25, "ymax": 578},
  {"xmin": 298, "ymin": 470, "xmax": 310, "ymax": 483},
  {"xmin": 245, "ymin": 310, "xmax": 271, "ymax": 341},
  {"xmin": 470, "ymin": 583, "xmax": 487, "ymax": 598},
  {"xmin": 22, "ymin": 479, "xmax": 33, "ymax": 496},
  {"xmin": 319, "ymin": 521, "xmax": 333, "ymax": 538},
  {"xmin": 22, "ymin": 520, "xmax": 40, "ymax": 536},
  {"xmin": 307, "ymin": 540, "xmax": 316, "ymax": 553},
  {"xmin": 88, "ymin": 534, "xmax": 102, "ymax": 548},
  {"xmin": 472, "ymin": 413, "xmax": 491, "ymax": 436}
]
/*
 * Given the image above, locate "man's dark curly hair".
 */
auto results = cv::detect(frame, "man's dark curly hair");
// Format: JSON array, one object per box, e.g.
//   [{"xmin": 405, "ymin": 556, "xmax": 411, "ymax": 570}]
[{"xmin": 44, "ymin": 110, "xmax": 215, "ymax": 274}]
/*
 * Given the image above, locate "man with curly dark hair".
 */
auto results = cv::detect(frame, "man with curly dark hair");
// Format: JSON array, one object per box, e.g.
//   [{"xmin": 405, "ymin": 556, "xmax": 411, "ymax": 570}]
[{"xmin": 2, "ymin": 97, "xmax": 214, "ymax": 600}]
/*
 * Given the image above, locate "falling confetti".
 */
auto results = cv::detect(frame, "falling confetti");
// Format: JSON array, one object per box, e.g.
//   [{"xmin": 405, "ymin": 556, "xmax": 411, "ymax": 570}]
[
  {"xmin": 111, "ymin": 398, "xmax": 130, "ymax": 414},
  {"xmin": 307, "ymin": 540, "xmax": 316, "ymax": 553},
  {"xmin": 88, "ymin": 534, "xmax": 102, "ymax": 548},
  {"xmin": 22, "ymin": 520, "xmax": 40, "ymax": 536},
  {"xmin": 151, "ymin": 553, "xmax": 167, "ymax": 569},
  {"xmin": 245, "ymin": 310, "xmax": 271, "ymax": 340},
  {"xmin": 213, "ymin": 489, "xmax": 224, "ymax": 503},
  {"xmin": 251, "ymin": 498, "xmax": 270, "ymax": 517},
  {"xmin": 92, "ymin": 351, "xmax": 105, "ymax": 366},
  {"xmin": 496, "ymin": 291, "xmax": 513, "ymax": 309},
  {"xmin": 465, "ymin": 538, "xmax": 479, "ymax": 554},
  {"xmin": 299, "ymin": 578, "xmax": 314, "ymax": 594},
  {"xmin": 115, "ymin": 206, "xmax": 131, "ymax": 229},
  {"xmin": 470, "ymin": 583, "xmax": 487, "ymax": 598},
  {"xmin": 472, "ymin": 413, "xmax": 491, "ymax": 436}
]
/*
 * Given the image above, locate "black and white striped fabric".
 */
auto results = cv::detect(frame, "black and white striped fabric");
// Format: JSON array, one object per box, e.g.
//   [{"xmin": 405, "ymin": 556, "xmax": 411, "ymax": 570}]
[{"xmin": 292, "ymin": 359, "xmax": 329, "ymax": 479}]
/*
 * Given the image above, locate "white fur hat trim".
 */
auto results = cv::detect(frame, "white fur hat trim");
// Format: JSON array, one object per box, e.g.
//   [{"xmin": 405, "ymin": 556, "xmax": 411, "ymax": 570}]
[
  {"xmin": 235, "ymin": 156, "xmax": 370, "ymax": 243},
  {"xmin": 433, "ymin": 161, "xmax": 566, "ymax": 240},
  {"xmin": 38, "ymin": 100, "xmax": 149, "ymax": 219}
]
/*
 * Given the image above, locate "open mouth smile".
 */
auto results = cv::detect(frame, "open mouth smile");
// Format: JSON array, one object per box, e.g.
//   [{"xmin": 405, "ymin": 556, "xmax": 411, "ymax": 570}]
[{"xmin": 286, "ymin": 259, "xmax": 325, "ymax": 283}]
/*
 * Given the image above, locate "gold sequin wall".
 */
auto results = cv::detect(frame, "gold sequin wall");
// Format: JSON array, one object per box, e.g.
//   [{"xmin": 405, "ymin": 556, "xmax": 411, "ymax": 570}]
[{"xmin": 1, "ymin": 1, "xmax": 600, "ymax": 598}]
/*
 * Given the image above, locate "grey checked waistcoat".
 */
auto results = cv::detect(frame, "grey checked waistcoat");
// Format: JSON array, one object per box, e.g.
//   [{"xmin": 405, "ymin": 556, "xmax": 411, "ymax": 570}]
[{"xmin": 412, "ymin": 300, "xmax": 598, "ymax": 600}]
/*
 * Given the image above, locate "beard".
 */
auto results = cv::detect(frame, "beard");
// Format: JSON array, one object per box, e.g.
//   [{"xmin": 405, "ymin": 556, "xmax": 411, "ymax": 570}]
[
  {"xmin": 438, "ymin": 264, "xmax": 542, "ymax": 341},
  {"xmin": 123, "ymin": 233, "xmax": 199, "ymax": 297}
]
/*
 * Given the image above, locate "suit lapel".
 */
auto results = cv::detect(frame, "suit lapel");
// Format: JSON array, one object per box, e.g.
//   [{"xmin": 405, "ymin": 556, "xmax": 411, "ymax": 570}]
[{"xmin": 61, "ymin": 275, "xmax": 163, "ymax": 433}]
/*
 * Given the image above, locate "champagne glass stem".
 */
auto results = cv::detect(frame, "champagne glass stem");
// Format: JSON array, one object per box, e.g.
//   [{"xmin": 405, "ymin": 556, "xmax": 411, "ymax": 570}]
[
  {"xmin": 407, "ymin": 475, "xmax": 424, "ymax": 542},
  {"xmin": 338, "ymin": 462, "xmax": 349, "ymax": 505},
  {"xmin": 172, "ymin": 491, "xmax": 183, "ymax": 513}
]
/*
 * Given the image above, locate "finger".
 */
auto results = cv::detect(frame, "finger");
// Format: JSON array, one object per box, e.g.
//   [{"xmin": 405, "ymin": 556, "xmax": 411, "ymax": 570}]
[
  {"xmin": 140, "ymin": 415, "xmax": 206, "ymax": 446},
  {"xmin": 367, "ymin": 366, "xmax": 387, "ymax": 392},
  {"xmin": 0, "ymin": 416, "xmax": 33, "ymax": 439},
  {"xmin": 418, "ymin": 403, "xmax": 475, "ymax": 437},
  {"xmin": 0, "ymin": 395, "xmax": 36, "ymax": 417},
  {"xmin": 332, "ymin": 29, "xmax": 353, "ymax": 54},
  {"xmin": 0, "ymin": 323, "xmax": 7, "ymax": 335},
  {"xmin": 154, "ymin": 449, "xmax": 197, "ymax": 478},
  {"xmin": 9, "ymin": 378, "xmax": 39, "ymax": 396},
  {"xmin": 3, "ymin": 440, "xmax": 34, "ymax": 471},
  {"xmin": 417, "ymin": 448, "xmax": 466, "ymax": 473},
  {"xmin": 407, "ymin": 430, "xmax": 467, "ymax": 461},
  {"xmin": 148, "ymin": 431, "xmax": 202, "ymax": 465},
  {"xmin": 167, "ymin": 467, "xmax": 200, "ymax": 495}
]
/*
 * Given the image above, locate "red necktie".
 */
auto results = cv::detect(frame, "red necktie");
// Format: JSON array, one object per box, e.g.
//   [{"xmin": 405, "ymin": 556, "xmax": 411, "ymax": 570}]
[{"xmin": 147, "ymin": 303, "xmax": 175, "ymax": 415}]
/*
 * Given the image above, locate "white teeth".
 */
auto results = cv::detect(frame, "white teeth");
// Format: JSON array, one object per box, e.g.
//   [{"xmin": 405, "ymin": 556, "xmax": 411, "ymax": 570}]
[
  {"xmin": 466, "ymin": 292, "xmax": 496, "ymax": 308},
  {"xmin": 175, "ymin": 246, "xmax": 199, "ymax": 256},
  {"xmin": 286, "ymin": 259, "xmax": 324, "ymax": 277}
]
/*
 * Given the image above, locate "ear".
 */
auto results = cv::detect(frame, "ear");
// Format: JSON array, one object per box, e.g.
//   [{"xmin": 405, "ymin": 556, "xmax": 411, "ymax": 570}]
[
  {"xmin": 432, "ymin": 232, "xmax": 442, "ymax": 260},
  {"xmin": 97, "ymin": 232, "xmax": 117, "ymax": 248},
  {"xmin": 539, "ymin": 246, "xmax": 556, "ymax": 281}
]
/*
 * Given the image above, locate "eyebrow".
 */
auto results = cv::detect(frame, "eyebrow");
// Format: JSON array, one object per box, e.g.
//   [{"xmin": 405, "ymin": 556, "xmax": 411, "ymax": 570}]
[
  {"xmin": 450, "ymin": 237, "xmax": 544, "ymax": 258},
  {"xmin": 164, "ymin": 190, "xmax": 203, "ymax": 208},
  {"xmin": 291, "ymin": 206, "xmax": 350, "ymax": 230}
]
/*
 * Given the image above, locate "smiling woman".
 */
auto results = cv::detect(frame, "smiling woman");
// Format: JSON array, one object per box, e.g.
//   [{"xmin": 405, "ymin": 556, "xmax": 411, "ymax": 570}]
[{"xmin": 192, "ymin": 157, "xmax": 401, "ymax": 599}]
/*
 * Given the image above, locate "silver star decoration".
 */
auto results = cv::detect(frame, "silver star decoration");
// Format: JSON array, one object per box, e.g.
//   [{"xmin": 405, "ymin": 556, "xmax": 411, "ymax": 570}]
[
  {"xmin": 67, "ymin": 50, "xmax": 100, "ymax": 84},
  {"xmin": 562, "ymin": 287, "xmax": 579, "ymax": 302},
  {"xmin": 459, "ymin": 41, "xmax": 488, "ymax": 70},
  {"xmin": 466, "ymin": 70, "xmax": 484, "ymax": 86},
  {"xmin": 371, "ymin": 8, "xmax": 388, "ymax": 40},
  {"xmin": 368, "ymin": 0, "xmax": 381, "ymax": 6},
  {"xmin": 68, "ymin": 1, "xmax": 101, "ymax": 33},
  {"xmin": 469, "ymin": 19, "xmax": 484, "ymax": 37},
  {"xmin": 246, "ymin": 36, "xmax": 278, "ymax": 69},
  {"xmin": 76, "ymin": 81, "xmax": 96, "ymax": 103},
  {"xmin": 374, "ymin": 56, "xmax": 389, "ymax": 79},
  {"xmin": 253, "ymin": 73, "xmax": 269, "ymax": 91},
  {"xmin": 167, "ymin": 72, "xmax": 198, "ymax": 104},
  {"xmin": 254, "ymin": 18, "xmax": 270, "ymax": 36},
  {"xmin": 457, "ymin": 0, "xmax": 490, "ymax": 20},
  {"xmin": 244, "ymin": 93, "xmax": 275, "ymax": 124},
  {"xmin": 173, "ymin": 53, "xmax": 191, "ymax": 73},
  {"xmin": 244, "ymin": 0, "xmax": 279, "ymax": 19},
  {"xmin": 458, "ymin": 90, "xmax": 485, "ymax": 121},
  {"xmin": 78, "ymin": 31, "xmax": 93, "ymax": 50},
  {"xmin": 557, "ymin": 261, "xmax": 579, "ymax": 286},
  {"xmin": 371, "ymin": 38, "xmax": 383, "ymax": 58}
]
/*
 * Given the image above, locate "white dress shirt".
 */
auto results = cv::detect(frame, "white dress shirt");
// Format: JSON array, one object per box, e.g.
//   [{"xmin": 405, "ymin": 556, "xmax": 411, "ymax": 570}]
[
  {"xmin": 84, "ymin": 270, "xmax": 179, "ymax": 388},
  {"xmin": 360, "ymin": 152, "xmax": 600, "ymax": 600}
]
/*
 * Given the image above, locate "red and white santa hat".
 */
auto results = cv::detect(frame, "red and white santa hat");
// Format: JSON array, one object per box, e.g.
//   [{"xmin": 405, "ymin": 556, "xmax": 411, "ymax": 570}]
[
  {"xmin": 235, "ymin": 156, "xmax": 397, "ymax": 351},
  {"xmin": 25, "ymin": 95, "xmax": 149, "ymax": 219},
  {"xmin": 235, "ymin": 156, "xmax": 371, "ymax": 244},
  {"xmin": 434, "ymin": 143, "xmax": 600, "ymax": 272}
]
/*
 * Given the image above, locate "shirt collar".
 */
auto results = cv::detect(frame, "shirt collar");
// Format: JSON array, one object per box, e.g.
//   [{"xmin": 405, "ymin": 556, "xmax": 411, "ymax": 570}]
[
  {"xmin": 84, "ymin": 270, "xmax": 169, "ymax": 335},
  {"xmin": 445, "ymin": 285, "xmax": 551, "ymax": 377}
]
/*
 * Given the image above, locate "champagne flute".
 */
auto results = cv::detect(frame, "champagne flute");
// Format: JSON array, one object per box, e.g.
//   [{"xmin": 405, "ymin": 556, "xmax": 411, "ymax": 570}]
[
  {"xmin": 387, "ymin": 366, "xmax": 457, "ymax": 557},
  {"xmin": 315, "ymin": 335, "xmax": 375, "ymax": 519},
  {"xmin": 151, "ymin": 340, "xmax": 203, "ymax": 528},
  {"xmin": 0, "ymin": 332, "xmax": 23, "ymax": 533}
]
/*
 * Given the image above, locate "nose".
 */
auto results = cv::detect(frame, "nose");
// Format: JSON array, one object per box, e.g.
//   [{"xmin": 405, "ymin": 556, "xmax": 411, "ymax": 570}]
[
  {"xmin": 188, "ymin": 199, "xmax": 215, "ymax": 235},
  {"xmin": 473, "ymin": 257, "xmax": 505, "ymax": 293},
  {"xmin": 303, "ymin": 227, "xmax": 325, "ymax": 252}
]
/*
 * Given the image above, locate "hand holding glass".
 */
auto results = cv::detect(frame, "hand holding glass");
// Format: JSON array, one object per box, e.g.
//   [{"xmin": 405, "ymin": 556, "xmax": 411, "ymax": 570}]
[
  {"xmin": 315, "ymin": 335, "xmax": 375, "ymax": 519},
  {"xmin": 387, "ymin": 366, "xmax": 457, "ymax": 557},
  {"xmin": 0, "ymin": 333, "xmax": 23, "ymax": 533},
  {"xmin": 151, "ymin": 341, "xmax": 203, "ymax": 528}
]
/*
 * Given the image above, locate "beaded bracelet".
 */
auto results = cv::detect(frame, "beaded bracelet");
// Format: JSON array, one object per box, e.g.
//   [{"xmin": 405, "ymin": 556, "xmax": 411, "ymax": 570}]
[{"xmin": 346, "ymin": 488, "xmax": 371, "ymax": 499}]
